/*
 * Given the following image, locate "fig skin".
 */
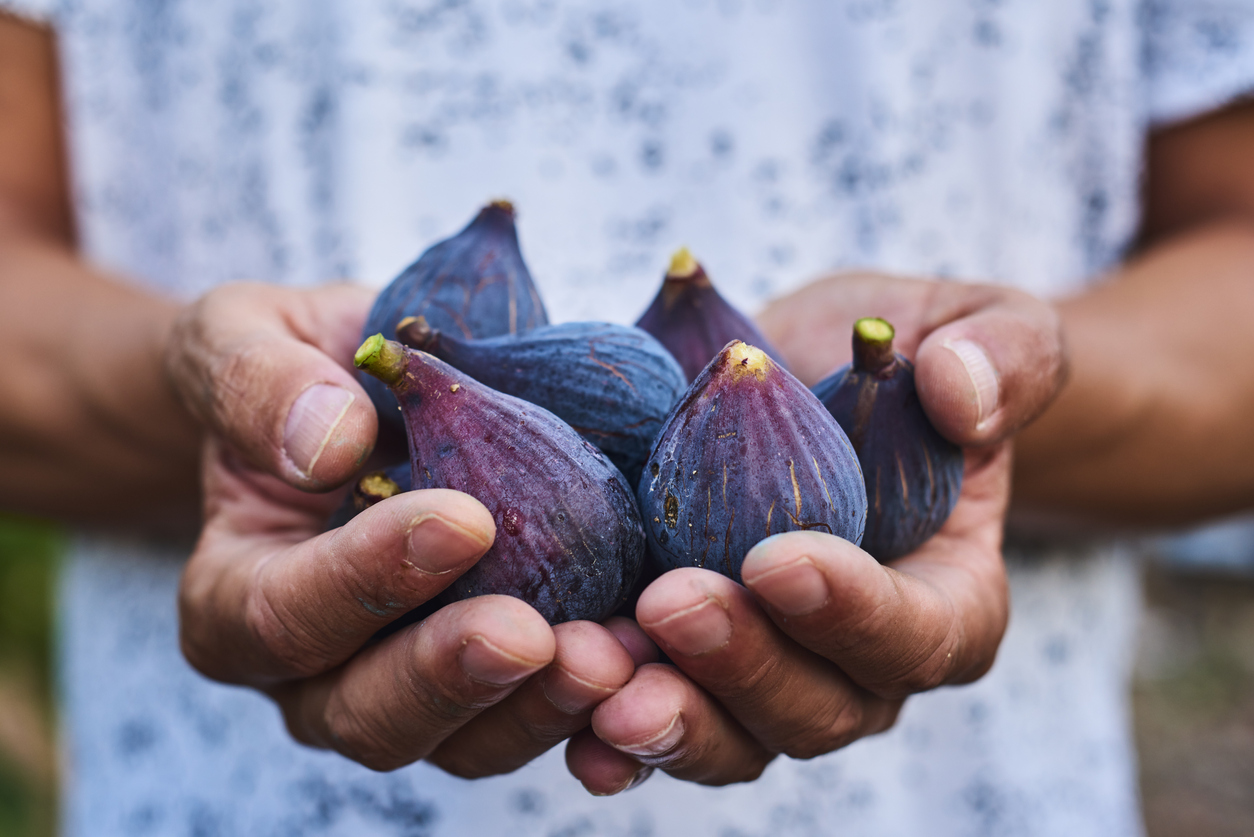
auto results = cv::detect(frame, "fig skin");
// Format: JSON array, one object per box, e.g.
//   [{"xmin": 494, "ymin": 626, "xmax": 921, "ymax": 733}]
[
  {"xmin": 360, "ymin": 200, "xmax": 550, "ymax": 440},
  {"xmin": 812, "ymin": 318, "xmax": 963, "ymax": 562},
  {"xmin": 355, "ymin": 335, "xmax": 645, "ymax": 625},
  {"xmin": 637, "ymin": 341, "xmax": 866, "ymax": 582},
  {"xmin": 397, "ymin": 317, "xmax": 686, "ymax": 487},
  {"xmin": 635, "ymin": 248, "xmax": 787, "ymax": 383}
]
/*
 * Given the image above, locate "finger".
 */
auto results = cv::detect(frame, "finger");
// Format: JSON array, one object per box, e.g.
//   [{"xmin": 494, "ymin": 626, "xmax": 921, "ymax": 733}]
[
  {"xmin": 271, "ymin": 595, "xmax": 555, "ymax": 772},
  {"xmin": 756, "ymin": 273, "xmax": 936, "ymax": 385},
  {"xmin": 590, "ymin": 663, "xmax": 775, "ymax": 786},
  {"xmin": 166, "ymin": 282, "xmax": 379, "ymax": 490},
  {"xmin": 426, "ymin": 620, "xmax": 636, "ymax": 778},
  {"xmin": 739, "ymin": 446, "xmax": 1011, "ymax": 699},
  {"xmin": 565, "ymin": 728, "xmax": 653, "ymax": 796},
  {"xmin": 913, "ymin": 287, "xmax": 1066, "ymax": 446},
  {"xmin": 635, "ymin": 568, "xmax": 900, "ymax": 759},
  {"xmin": 756, "ymin": 275, "xmax": 1066, "ymax": 446},
  {"xmin": 181, "ymin": 476, "xmax": 496, "ymax": 684},
  {"xmin": 602, "ymin": 616, "xmax": 661, "ymax": 667}
]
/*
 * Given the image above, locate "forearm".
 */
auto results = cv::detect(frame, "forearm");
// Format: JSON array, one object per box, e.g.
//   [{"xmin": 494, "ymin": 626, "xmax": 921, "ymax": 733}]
[
  {"xmin": 1013, "ymin": 220, "xmax": 1254, "ymax": 526},
  {"xmin": 0, "ymin": 231, "xmax": 200, "ymax": 526}
]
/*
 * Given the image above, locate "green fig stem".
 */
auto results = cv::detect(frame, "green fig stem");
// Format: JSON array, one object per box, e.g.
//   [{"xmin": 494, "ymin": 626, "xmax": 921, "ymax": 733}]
[
  {"xmin": 396, "ymin": 315, "xmax": 437, "ymax": 351},
  {"xmin": 852, "ymin": 317, "xmax": 897, "ymax": 376},
  {"xmin": 354, "ymin": 334, "xmax": 408, "ymax": 386}
]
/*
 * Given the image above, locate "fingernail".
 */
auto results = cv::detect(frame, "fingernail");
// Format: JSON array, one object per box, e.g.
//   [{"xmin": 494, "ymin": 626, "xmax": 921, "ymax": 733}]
[
  {"xmin": 743, "ymin": 557, "xmax": 829, "ymax": 617},
  {"xmin": 643, "ymin": 597, "xmax": 731, "ymax": 656},
  {"xmin": 615, "ymin": 712, "xmax": 684, "ymax": 758},
  {"xmin": 283, "ymin": 384, "xmax": 356, "ymax": 478},
  {"xmin": 407, "ymin": 513, "xmax": 491, "ymax": 575},
  {"xmin": 461, "ymin": 636, "xmax": 543, "ymax": 687},
  {"xmin": 943, "ymin": 339, "xmax": 999, "ymax": 429},
  {"xmin": 625, "ymin": 765, "xmax": 654, "ymax": 790},
  {"xmin": 590, "ymin": 766, "xmax": 655, "ymax": 797},
  {"xmin": 540, "ymin": 667, "xmax": 612, "ymax": 715}
]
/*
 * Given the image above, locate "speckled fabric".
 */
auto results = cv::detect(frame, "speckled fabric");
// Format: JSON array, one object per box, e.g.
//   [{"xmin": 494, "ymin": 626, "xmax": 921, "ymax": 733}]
[{"xmin": 5, "ymin": 1, "xmax": 1254, "ymax": 834}]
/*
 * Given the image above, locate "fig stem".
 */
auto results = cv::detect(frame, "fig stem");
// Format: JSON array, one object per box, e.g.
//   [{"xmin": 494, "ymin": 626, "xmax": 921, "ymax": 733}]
[
  {"xmin": 668, "ymin": 247, "xmax": 699, "ymax": 278},
  {"xmin": 726, "ymin": 341, "xmax": 771, "ymax": 382},
  {"xmin": 353, "ymin": 471, "xmax": 402, "ymax": 511},
  {"xmin": 852, "ymin": 317, "xmax": 897, "ymax": 375},
  {"xmin": 396, "ymin": 315, "xmax": 437, "ymax": 351},
  {"xmin": 354, "ymin": 334, "xmax": 408, "ymax": 386}
]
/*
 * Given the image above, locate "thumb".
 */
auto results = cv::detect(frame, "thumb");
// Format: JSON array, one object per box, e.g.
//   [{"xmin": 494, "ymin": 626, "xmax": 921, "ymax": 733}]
[
  {"xmin": 914, "ymin": 288, "xmax": 1067, "ymax": 447},
  {"xmin": 166, "ymin": 282, "xmax": 379, "ymax": 490}
]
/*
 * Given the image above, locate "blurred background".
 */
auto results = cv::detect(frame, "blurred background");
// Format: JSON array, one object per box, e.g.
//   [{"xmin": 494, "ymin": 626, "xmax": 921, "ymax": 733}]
[{"xmin": 0, "ymin": 516, "xmax": 1251, "ymax": 836}]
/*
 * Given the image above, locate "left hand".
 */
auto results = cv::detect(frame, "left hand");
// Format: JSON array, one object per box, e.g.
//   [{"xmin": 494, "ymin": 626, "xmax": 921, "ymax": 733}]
[{"xmin": 565, "ymin": 273, "xmax": 1067, "ymax": 793}]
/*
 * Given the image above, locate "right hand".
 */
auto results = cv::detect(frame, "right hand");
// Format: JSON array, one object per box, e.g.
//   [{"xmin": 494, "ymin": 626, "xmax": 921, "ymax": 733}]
[{"xmin": 165, "ymin": 282, "xmax": 642, "ymax": 774}]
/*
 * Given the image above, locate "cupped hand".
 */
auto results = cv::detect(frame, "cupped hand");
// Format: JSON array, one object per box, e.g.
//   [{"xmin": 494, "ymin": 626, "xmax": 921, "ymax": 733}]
[
  {"xmin": 565, "ymin": 273, "xmax": 1067, "ymax": 793},
  {"xmin": 166, "ymin": 282, "xmax": 637, "ymax": 774}
]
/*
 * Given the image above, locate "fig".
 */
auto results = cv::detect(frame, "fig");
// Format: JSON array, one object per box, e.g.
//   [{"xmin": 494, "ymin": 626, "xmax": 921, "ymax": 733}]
[
  {"xmin": 354, "ymin": 334, "xmax": 645, "ymax": 624},
  {"xmin": 360, "ymin": 200, "xmax": 550, "ymax": 440},
  {"xmin": 637, "ymin": 341, "xmax": 866, "ymax": 582},
  {"xmin": 635, "ymin": 248, "xmax": 786, "ymax": 382},
  {"xmin": 396, "ymin": 317, "xmax": 686, "ymax": 486},
  {"xmin": 812, "ymin": 318, "xmax": 963, "ymax": 561}
]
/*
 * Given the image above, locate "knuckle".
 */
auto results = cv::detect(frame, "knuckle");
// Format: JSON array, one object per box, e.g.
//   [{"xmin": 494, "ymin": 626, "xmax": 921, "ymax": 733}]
[
  {"xmin": 778, "ymin": 693, "xmax": 865, "ymax": 760},
  {"xmin": 697, "ymin": 752, "xmax": 775, "ymax": 787},
  {"xmin": 176, "ymin": 559, "xmax": 238, "ymax": 683},
  {"xmin": 393, "ymin": 643, "xmax": 497, "ymax": 731},
  {"xmin": 894, "ymin": 624, "xmax": 964, "ymax": 696},
  {"xmin": 710, "ymin": 653, "xmax": 784, "ymax": 706},
  {"xmin": 243, "ymin": 582, "xmax": 332, "ymax": 679},
  {"xmin": 324, "ymin": 702, "xmax": 411, "ymax": 772},
  {"xmin": 426, "ymin": 747, "xmax": 497, "ymax": 780},
  {"xmin": 177, "ymin": 625, "xmax": 223, "ymax": 682}
]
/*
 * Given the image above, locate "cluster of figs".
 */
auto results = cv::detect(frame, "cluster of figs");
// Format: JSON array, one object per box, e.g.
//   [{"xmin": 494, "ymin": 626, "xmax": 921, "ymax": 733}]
[{"xmin": 347, "ymin": 200, "xmax": 964, "ymax": 625}]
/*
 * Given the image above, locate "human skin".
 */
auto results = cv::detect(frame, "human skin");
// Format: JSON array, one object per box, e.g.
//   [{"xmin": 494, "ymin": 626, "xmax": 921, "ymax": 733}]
[
  {"xmin": 566, "ymin": 106, "xmax": 1254, "ymax": 791},
  {"xmin": 3, "ymin": 12, "xmax": 1253, "ymax": 790}
]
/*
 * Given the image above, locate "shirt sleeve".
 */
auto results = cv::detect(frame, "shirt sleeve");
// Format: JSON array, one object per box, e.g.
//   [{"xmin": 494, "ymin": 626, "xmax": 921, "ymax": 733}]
[
  {"xmin": 1144, "ymin": 0, "xmax": 1254, "ymax": 125},
  {"xmin": 0, "ymin": 0, "xmax": 57, "ymax": 23}
]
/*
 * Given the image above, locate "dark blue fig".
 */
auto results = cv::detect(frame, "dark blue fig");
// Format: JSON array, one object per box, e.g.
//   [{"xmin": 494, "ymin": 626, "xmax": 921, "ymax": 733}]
[
  {"xmin": 812, "ymin": 318, "xmax": 963, "ymax": 562},
  {"xmin": 354, "ymin": 334, "xmax": 644, "ymax": 625},
  {"xmin": 397, "ymin": 317, "xmax": 686, "ymax": 487},
  {"xmin": 635, "ymin": 248, "xmax": 787, "ymax": 383},
  {"xmin": 360, "ymin": 200, "xmax": 550, "ymax": 440},
  {"xmin": 637, "ymin": 341, "xmax": 866, "ymax": 582}
]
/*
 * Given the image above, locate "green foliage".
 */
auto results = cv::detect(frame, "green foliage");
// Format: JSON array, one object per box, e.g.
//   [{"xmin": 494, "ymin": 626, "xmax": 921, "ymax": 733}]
[{"xmin": 0, "ymin": 515, "xmax": 61, "ymax": 837}]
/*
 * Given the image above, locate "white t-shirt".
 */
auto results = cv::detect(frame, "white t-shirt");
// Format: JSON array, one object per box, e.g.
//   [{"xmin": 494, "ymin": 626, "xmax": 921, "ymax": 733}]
[{"xmin": 5, "ymin": 1, "xmax": 1254, "ymax": 835}]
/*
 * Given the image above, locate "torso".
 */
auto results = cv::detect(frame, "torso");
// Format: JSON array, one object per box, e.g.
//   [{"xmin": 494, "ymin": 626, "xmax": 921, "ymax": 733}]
[{"xmin": 18, "ymin": 0, "xmax": 1251, "ymax": 833}]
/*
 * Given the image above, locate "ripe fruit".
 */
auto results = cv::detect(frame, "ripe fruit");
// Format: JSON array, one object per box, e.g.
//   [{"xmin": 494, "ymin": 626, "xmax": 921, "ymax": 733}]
[
  {"xmin": 354, "ymin": 334, "xmax": 644, "ymax": 624},
  {"xmin": 635, "ymin": 248, "xmax": 787, "ymax": 382},
  {"xmin": 812, "ymin": 318, "xmax": 963, "ymax": 561},
  {"xmin": 360, "ymin": 200, "xmax": 550, "ymax": 439},
  {"xmin": 396, "ymin": 317, "xmax": 686, "ymax": 486},
  {"xmin": 637, "ymin": 341, "xmax": 866, "ymax": 582}
]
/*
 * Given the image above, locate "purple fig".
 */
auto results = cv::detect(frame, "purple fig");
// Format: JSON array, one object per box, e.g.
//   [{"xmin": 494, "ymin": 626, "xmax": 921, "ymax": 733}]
[
  {"xmin": 812, "ymin": 318, "xmax": 963, "ymax": 561},
  {"xmin": 397, "ymin": 317, "xmax": 686, "ymax": 487},
  {"xmin": 354, "ymin": 334, "xmax": 644, "ymax": 624},
  {"xmin": 637, "ymin": 341, "xmax": 866, "ymax": 582},
  {"xmin": 360, "ymin": 200, "xmax": 550, "ymax": 441},
  {"xmin": 635, "ymin": 248, "xmax": 786, "ymax": 383}
]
